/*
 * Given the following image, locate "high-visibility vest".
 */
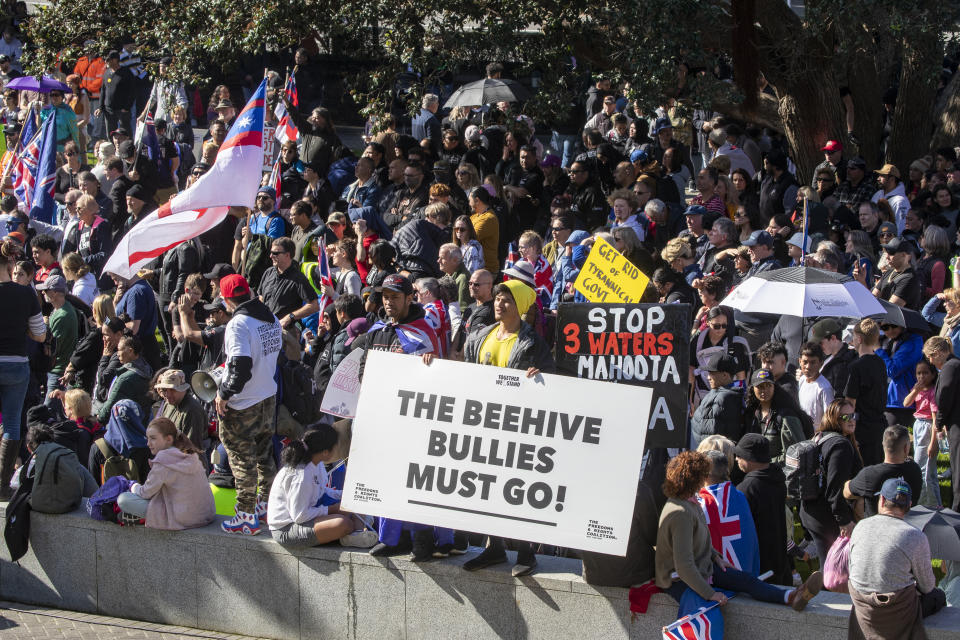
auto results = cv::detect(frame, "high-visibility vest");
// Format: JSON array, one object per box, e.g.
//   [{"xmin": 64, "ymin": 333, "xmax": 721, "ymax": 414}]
[{"xmin": 73, "ymin": 56, "xmax": 105, "ymax": 98}]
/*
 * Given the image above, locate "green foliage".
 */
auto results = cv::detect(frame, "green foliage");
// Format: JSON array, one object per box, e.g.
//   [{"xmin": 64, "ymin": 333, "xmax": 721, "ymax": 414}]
[{"xmin": 21, "ymin": 0, "xmax": 958, "ymax": 128}]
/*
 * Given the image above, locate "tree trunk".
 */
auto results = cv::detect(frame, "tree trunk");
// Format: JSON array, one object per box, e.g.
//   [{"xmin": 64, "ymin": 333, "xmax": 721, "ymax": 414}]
[
  {"xmin": 844, "ymin": 55, "xmax": 884, "ymax": 168},
  {"xmin": 886, "ymin": 30, "xmax": 941, "ymax": 174},
  {"xmin": 777, "ymin": 75, "xmax": 847, "ymax": 185},
  {"xmin": 931, "ymin": 71, "xmax": 960, "ymax": 152}
]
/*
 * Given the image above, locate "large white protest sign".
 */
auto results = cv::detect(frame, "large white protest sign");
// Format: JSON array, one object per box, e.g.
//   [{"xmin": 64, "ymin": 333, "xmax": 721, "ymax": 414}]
[
  {"xmin": 320, "ymin": 348, "xmax": 362, "ymax": 418},
  {"xmin": 342, "ymin": 350, "xmax": 651, "ymax": 555}
]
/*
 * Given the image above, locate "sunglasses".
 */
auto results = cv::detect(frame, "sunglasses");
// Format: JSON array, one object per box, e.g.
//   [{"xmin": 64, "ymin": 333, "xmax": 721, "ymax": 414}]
[
  {"xmin": 569, "ymin": 169, "xmax": 585, "ymax": 174},
  {"xmin": 551, "ymin": 226, "xmax": 568, "ymax": 232},
  {"xmin": 880, "ymin": 324, "xmax": 898, "ymax": 331},
  {"xmin": 839, "ymin": 412, "xmax": 859, "ymax": 422},
  {"xmin": 709, "ymin": 324, "xmax": 728, "ymax": 330},
  {"xmin": 269, "ymin": 250, "xmax": 287, "ymax": 256},
  {"xmin": 454, "ymin": 227, "xmax": 467, "ymax": 232}
]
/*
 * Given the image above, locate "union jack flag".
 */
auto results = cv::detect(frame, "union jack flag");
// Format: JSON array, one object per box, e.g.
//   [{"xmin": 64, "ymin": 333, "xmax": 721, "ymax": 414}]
[
  {"xmin": 503, "ymin": 242, "xmax": 519, "ymax": 273},
  {"xmin": 697, "ymin": 481, "xmax": 759, "ymax": 575},
  {"xmin": 367, "ymin": 315, "xmax": 440, "ymax": 356},
  {"xmin": 421, "ymin": 299, "xmax": 450, "ymax": 357},
  {"xmin": 13, "ymin": 109, "xmax": 58, "ymax": 223},
  {"xmin": 274, "ymin": 73, "xmax": 298, "ymax": 144},
  {"xmin": 662, "ymin": 607, "xmax": 717, "ymax": 640}
]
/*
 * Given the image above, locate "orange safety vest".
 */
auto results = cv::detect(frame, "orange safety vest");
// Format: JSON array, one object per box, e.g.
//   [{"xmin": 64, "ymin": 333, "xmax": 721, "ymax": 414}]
[{"xmin": 74, "ymin": 56, "xmax": 105, "ymax": 98}]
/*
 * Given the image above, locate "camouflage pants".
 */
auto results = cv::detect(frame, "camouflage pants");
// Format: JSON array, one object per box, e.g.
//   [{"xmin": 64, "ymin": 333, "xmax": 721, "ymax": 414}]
[{"xmin": 219, "ymin": 395, "xmax": 277, "ymax": 513}]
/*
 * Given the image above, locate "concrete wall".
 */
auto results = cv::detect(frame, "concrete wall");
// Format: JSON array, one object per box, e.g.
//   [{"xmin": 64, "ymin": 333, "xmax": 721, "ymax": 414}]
[{"xmin": 2, "ymin": 505, "xmax": 959, "ymax": 639}]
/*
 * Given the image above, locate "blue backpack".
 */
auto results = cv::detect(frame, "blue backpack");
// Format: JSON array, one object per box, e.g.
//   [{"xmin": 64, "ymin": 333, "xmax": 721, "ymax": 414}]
[{"xmin": 86, "ymin": 476, "xmax": 133, "ymax": 523}]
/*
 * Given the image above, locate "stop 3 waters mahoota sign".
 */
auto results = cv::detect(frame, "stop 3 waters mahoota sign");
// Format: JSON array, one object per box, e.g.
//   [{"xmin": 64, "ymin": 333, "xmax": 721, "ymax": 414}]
[{"xmin": 341, "ymin": 350, "xmax": 651, "ymax": 555}]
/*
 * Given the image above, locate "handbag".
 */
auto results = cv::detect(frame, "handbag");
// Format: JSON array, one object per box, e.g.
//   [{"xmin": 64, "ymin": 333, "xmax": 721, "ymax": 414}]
[{"xmin": 823, "ymin": 534, "xmax": 852, "ymax": 592}]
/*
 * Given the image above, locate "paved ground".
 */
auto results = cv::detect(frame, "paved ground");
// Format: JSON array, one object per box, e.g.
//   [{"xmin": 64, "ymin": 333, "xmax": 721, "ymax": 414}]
[{"xmin": 0, "ymin": 602, "xmax": 264, "ymax": 639}]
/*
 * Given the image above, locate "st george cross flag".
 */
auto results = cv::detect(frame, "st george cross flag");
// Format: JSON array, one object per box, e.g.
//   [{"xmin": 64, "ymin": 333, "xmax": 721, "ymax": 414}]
[
  {"xmin": 697, "ymin": 481, "xmax": 759, "ymax": 576},
  {"xmin": 104, "ymin": 80, "xmax": 268, "ymax": 279},
  {"xmin": 274, "ymin": 73, "xmax": 298, "ymax": 144},
  {"xmin": 662, "ymin": 605, "xmax": 720, "ymax": 640}
]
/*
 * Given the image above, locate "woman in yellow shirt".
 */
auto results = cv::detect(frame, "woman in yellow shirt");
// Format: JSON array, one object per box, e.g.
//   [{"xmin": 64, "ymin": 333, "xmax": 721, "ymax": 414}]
[{"xmin": 467, "ymin": 186, "xmax": 500, "ymax": 274}]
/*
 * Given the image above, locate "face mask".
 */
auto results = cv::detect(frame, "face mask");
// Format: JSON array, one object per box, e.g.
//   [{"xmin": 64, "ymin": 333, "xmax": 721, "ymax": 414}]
[{"xmin": 405, "ymin": 177, "xmax": 421, "ymax": 190}]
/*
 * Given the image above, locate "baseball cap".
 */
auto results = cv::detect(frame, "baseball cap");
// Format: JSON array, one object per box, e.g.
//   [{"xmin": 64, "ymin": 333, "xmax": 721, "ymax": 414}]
[
  {"xmin": 821, "ymin": 140, "xmax": 842, "ymax": 153},
  {"xmin": 203, "ymin": 297, "xmax": 227, "ymax": 312},
  {"xmin": 376, "ymin": 273, "xmax": 414, "ymax": 295},
  {"xmin": 882, "ymin": 237, "xmax": 916, "ymax": 256},
  {"xmin": 219, "ymin": 274, "xmax": 250, "ymax": 298},
  {"xmin": 155, "ymin": 369, "xmax": 191, "ymax": 392},
  {"xmin": 750, "ymin": 368, "xmax": 775, "ymax": 387},
  {"xmin": 503, "ymin": 260, "xmax": 536, "ymax": 288},
  {"xmin": 344, "ymin": 317, "xmax": 371, "ymax": 346},
  {"xmin": 786, "ymin": 233, "xmax": 809, "ymax": 251},
  {"xmin": 629, "ymin": 148, "xmax": 649, "ymax": 164},
  {"xmin": 809, "ymin": 318, "xmax": 844, "ymax": 342},
  {"xmin": 847, "ymin": 156, "xmax": 867, "ymax": 170},
  {"xmin": 877, "ymin": 221, "xmax": 897, "ymax": 237},
  {"xmin": 684, "ymin": 204, "xmax": 708, "ymax": 217},
  {"xmin": 652, "ymin": 116, "xmax": 672, "ymax": 134},
  {"xmin": 565, "ymin": 230, "xmax": 590, "ymax": 246},
  {"xmin": 742, "ymin": 230, "xmax": 774, "ymax": 247},
  {"xmin": 702, "ymin": 351, "xmax": 739, "ymax": 375},
  {"xmin": 876, "ymin": 477, "xmax": 912, "ymax": 509},
  {"xmin": 734, "ymin": 433, "xmax": 771, "ymax": 463},
  {"xmin": 540, "ymin": 153, "xmax": 561, "ymax": 169},
  {"xmin": 36, "ymin": 274, "xmax": 67, "ymax": 293},
  {"xmin": 215, "ymin": 99, "xmax": 234, "ymax": 110},
  {"xmin": 256, "ymin": 185, "xmax": 276, "ymax": 200},
  {"xmin": 203, "ymin": 263, "xmax": 236, "ymax": 281},
  {"xmin": 111, "ymin": 126, "xmax": 131, "ymax": 138},
  {"xmin": 464, "ymin": 125, "xmax": 482, "ymax": 142},
  {"xmin": 875, "ymin": 163, "xmax": 901, "ymax": 179}
]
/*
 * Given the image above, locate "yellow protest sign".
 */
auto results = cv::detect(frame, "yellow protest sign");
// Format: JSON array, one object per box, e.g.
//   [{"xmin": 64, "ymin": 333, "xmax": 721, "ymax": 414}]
[{"xmin": 573, "ymin": 236, "xmax": 650, "ymax": 303}]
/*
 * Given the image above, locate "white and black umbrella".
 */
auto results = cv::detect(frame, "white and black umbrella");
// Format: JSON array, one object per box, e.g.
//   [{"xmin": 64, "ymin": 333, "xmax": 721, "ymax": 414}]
[
  {"xmin": 871, "ymin": 299, "xmax": 931, "ymax": 333},
  {"xmin": 904, "ymin": 506, "xmax": 960, "ymax": 560},
  {"xmin": 719, "ymin": 266, "xmax": 886, "ymax": 318},
  {"xmin": 443, "ymin": 78, "xmax": 532, "ymax": 109}
]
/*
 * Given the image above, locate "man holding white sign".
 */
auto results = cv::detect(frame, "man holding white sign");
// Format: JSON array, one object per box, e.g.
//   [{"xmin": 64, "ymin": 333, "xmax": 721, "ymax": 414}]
[{"xmin": 346, "ymin": 280, "xmax": 649, "ymax": 579}]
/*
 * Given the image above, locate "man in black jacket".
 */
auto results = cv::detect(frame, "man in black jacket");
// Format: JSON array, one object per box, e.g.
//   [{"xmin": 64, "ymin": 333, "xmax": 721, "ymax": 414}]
[
  {"xmin": 565, "ymin": 160, "xmax": 606, "ymax": 230},
  {"xmin": 382, "ymin": 161, "xmax": 429, "ymax": 231},
  {"xmin": 736, "ymin": 433, "xmax": 791, "ymax": 585},
  {"xmin": 95, "ymin": 50, "xmax": 136, "ymax": 135},
  {"xmin": 158, "ymin": 237, "xmax": 203, "ymax": 354},
  {"xmin": 925, "ymin": 336, "xmax": 960, "ymax": 510},
  {"xmin": 394, "ymin": 202, "xmax": 450, "ymax": 280}
]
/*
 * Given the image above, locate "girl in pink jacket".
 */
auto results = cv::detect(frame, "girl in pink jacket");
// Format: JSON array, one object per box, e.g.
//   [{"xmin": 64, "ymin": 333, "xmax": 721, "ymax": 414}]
[{"xmin": 116, "ymin": 417, "xmax": 215, "ymax": 530}]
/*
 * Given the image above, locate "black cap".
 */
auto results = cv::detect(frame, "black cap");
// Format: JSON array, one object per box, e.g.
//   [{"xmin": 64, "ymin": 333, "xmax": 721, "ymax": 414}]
[
  {"xmin": 750, "ymin": 368, "xmax": 775, "ymax": 386},
  {"xmin": 703, "ymin": 352, "xmax": 739, "ymax": 375},
  {"xmin": 882, "ymin": 237, "xmax": 917, "ymax": 256},
  {"xmin": 847, "ymin": 156, "xmax": 867, "ymax": 170},
  {"xmin": 375, "ymin": 274, "xmax": 414, "ymax": 295},
  {"xmin": 111, "ymin": 126, "xmax": 131, "ymax": 138},
  {"xmin": 203, "ymin": 263, "xmax": 235, "ymax": 281},
  {"xmin": 734, "ymin": 433, "xmax": 771, "ymax": 464},
  {"xmin": 809, "ymin": 318, "xmax": 843, "ymax": 342},
  {"xmin": 126, "ymin": 184, "xmax": 147, "ymax": 201},
  {"xmin": 118, "ymin": 140, "xmax": 136, "ymax": 158},
  {"xmin": 203, "ymin": 297, "xmax": 227, "ymax": 312}
]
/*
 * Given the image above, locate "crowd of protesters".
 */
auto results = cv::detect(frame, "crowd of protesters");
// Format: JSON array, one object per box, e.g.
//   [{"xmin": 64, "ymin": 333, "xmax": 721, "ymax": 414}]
[{"xmin": 0, "ymin": 14, "xmax": 958, "ymax": 633}]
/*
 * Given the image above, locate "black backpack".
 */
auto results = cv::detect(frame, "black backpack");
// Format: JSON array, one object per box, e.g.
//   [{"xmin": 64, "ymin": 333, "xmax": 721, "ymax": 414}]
[
  {"xmin": 242, "ymin": 234, "xmax": 274, "ymax": 290},
  {"xmin": 4, "ymin": 457, "xmax": 35, "ymax": 562},
  {"xmin": 784, "ymin": 431, "xmax": 841, "ymax": 501},
  {"xmin": 280, "ymin": 358, "xmax": 322, "ymax": 426},
  {"xmin": 25, "ymin": 406, "xmax": 82, "ymax": 455}
]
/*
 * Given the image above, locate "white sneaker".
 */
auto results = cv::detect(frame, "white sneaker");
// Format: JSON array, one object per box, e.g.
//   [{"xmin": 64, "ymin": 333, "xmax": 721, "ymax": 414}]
[
  {"xmin": 340, "ymin": 530, "xmax": 379, "ymax": 548},
  {"xmin": 221, "ymin": 509, "xmax": 260, "ymax": 535}
]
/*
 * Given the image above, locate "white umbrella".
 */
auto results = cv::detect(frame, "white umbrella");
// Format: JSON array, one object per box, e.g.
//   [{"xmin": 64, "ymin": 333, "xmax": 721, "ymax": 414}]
[{"xmin": 719, "ymin": 266, "xmax": 886, "ymax": 318}]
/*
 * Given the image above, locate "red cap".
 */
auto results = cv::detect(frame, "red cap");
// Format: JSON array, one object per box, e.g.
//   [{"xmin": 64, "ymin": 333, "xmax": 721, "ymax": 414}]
[
  {"xmin": 5, "ymin": 231, "xmax": 25, "ymax": 244},
  {"xmin": 219, "ymin": 274, "xmax": 250, "ymax": 298},
  {"xmin": 821, "ymin": 140, "xmax": 842, "ymax": 153}
]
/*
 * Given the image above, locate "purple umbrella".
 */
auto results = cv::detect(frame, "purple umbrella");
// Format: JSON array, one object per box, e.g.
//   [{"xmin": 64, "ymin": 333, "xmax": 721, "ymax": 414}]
[{"xmin": 5, "ymin": 75, "xmax": 71, "ymax": 94}]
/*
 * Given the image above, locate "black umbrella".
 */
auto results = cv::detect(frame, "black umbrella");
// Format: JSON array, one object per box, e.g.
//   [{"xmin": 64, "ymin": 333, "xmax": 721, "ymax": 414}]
[
  {"xmin": 872, "ymin": 299, "xmax": 931, "ymax": 333},
  {"xmin": 904, "ymin": 506, "xmax": 960, "ymax": 560},
  {"xmin": 443, "ymin": 78, "xmax": 532, "ymax": 109}
]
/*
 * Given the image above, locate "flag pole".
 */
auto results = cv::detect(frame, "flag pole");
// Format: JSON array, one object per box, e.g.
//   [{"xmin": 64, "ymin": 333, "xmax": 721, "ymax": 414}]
[{"xmin": 800, "ymin": 197, "xmax": 809, "ymax": 266}]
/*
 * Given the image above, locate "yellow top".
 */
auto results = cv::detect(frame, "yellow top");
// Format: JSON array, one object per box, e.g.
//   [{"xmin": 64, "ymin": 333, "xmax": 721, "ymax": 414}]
[{"xmin": 478, "ymin": 328, "xmax": 518, "ymax": 367}]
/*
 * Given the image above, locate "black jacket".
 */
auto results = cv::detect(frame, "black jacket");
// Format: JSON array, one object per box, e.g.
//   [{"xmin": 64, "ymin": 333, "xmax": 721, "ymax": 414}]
[
  {"xmin": 800, "ymin": 433, "xmax": 861, "ymax": 534},
  {"xmin": 69, "ymin": 326, "xmax": 103, "ymax": 393},
  {"xmin": 352, "ymin": 304, "xmax": 430, "ymax": 379},
  {"xmin": 821, "ymin": 343, "xmax": 859, "ymax": 398},
  {"xmin": 287, "ymin": 104, "xmax": 342, "ymax": 177},
  {"xmin": 691, "ymin": 386, "xmax": 744, "ymax": 446},
  {"xmin": 62, "ymin": 216, "xmax": 113, "ymax": 290},
  {"xmin": 159, "ymin": 238, "xmax": 202, "ymax": 302},
  {"xmin": 738, "ymin": 465, "xmax": 791, "ymax": 585},
  {"xmin": 566, "ymin": 181, "xmax": 606, "ymax": 230},
  {"xmin": 393, "ymin": 219, "xmax": 448, "ymax": 280},
  {"xmin": 936, "ymin": 356, "xmax": 960, "ymax": 430},
  {"xmin": 102, "ymin": 66, "xmax": 136, "ymax": 112}
]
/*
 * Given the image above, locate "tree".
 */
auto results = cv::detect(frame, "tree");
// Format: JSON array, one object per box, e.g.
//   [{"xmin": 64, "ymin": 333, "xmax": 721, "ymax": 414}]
[{"xmin": 24, "ymin": 0, "xmax": 957, "ymax": 182}]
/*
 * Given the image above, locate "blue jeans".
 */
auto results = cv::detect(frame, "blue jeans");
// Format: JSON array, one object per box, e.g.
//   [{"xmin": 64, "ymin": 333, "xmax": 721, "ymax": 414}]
[
  {"xmin": 666, "ymin": 564, "xmax": 789, "ymax": 604},
  {"xmin": 45, "ymin": 372, "xmax": 63, "ymax": 412},
  {"xmin": 913, "ymin": 418, "xmax": 942, "ymax": 507},
  {"xmin": 117, "ymin": 492, "xmax": 149, "ymax": 517},
  {"xmin": 0, "ymin": 360, "xmax": 30, "ymax": 440},
  {"xmin": 549, "ymin": 131, "xmax": 578, "ymax": 169}
]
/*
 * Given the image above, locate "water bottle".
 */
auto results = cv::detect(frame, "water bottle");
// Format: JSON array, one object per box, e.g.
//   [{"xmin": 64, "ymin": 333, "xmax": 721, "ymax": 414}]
[{"xmin": 940, "ymin": 432, "xmax": 950, "ymax": 455}]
